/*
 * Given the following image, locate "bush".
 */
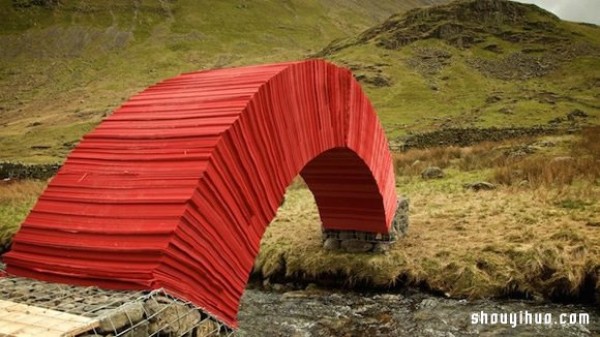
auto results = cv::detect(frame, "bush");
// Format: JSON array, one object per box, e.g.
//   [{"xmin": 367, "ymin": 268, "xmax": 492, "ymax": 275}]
[{"xmin": 12, "ymin": 0, "xmax": 60, "ymax": 8}]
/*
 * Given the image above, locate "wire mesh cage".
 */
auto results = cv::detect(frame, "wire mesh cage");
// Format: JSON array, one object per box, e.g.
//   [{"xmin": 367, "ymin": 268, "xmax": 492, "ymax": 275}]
[{"xmin": 0, "ymin": 273, "xmax": 234, "ymax": 337}]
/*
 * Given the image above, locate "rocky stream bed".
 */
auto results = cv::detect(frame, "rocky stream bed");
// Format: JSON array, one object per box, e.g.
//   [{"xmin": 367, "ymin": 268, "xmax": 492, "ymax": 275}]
[
  {"xmin": 1, "ymin": 264, "xmax": 598, "ymax": 336},
  {"xmin": 235, "ymin": 285, "xmax": 600, "ymax": 337}
]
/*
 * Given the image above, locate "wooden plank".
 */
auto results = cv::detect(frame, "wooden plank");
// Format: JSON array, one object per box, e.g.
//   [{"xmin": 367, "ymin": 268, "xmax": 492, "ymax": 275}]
[
  {"xmin": 0, "ymin": 300, "xmax": 99, "ymax": 337},
  {"xmin": 61, "ymin": 320, "xmax": 102, "ymax": 337}
]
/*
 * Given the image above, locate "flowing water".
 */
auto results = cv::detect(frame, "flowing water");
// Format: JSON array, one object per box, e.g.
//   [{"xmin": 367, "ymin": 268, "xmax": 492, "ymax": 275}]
[{"xmin": 235, "ymin": 287, "xmax": 599, "ymax": 337}]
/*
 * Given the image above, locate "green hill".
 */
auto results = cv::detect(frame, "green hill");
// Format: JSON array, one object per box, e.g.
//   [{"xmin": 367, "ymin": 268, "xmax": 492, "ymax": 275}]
[
  {"xmin": 319, "ymin": 0, "xmax": 600, "ymax": 142},
  {"xmin": 1, "ymin": 0, "xmax": 599, "ymax": 163},
  {"xmin": 0, "ymin": 0, "xmax": 446, "ymax": 163}
]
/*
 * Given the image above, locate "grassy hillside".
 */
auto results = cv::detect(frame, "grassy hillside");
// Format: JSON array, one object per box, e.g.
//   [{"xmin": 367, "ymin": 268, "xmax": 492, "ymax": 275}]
[
  {"xmin": 0, "ymin": 0, "xmax": 446, "ymax": 163},
  {"xmin": 319, "ymin": 0, "xmax": 600, "ymax": 141},
  {"xmin": 1, "ymin": 0, "xmax": 599, "ymax": 304}
]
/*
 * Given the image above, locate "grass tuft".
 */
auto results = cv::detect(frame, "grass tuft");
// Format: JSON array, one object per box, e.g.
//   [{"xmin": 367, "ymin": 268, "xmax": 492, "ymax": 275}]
[{"xmin": 0, "ymin": 180, "xmax": 47, "ymax": 249}]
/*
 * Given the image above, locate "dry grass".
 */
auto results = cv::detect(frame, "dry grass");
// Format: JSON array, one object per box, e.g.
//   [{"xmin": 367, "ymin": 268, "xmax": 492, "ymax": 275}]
[
  {"xmin": 0, "ymin": 180, "xmax": 47, "ymax": 248},
  {"xmin": 394, "ymin": 129, "xmax": 600, "ymax": 188},
  {"xmin": 256, "ymin": 130, "xmax": 600, "ymax": 302},
  {"xmin": 393, "ymin": 146, "xmax": 463, "ymax": 176},
  {"xmin": 256, "ymin": 181, "xmax": 600, "ymax": 302},
  {"xmin": 493, "ymin": 127, "xmax": 600, "ymax": 188},
  {"xmin": 576, "ymin": 126, "xmax": 600, "ymax": 157},
  {"xmin": 493, "ymin": 156, "xmax": 600, "ymax": 187},
  {"xmin": 393, "ymin": 137, "xmax": 533, "ymax": 176}
]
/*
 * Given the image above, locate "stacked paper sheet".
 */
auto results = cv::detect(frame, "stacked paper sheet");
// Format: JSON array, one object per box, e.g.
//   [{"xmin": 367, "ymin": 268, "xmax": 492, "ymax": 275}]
[{"xmin": 5, "ymin": 60, "xmax": 397, "ymax": 327}]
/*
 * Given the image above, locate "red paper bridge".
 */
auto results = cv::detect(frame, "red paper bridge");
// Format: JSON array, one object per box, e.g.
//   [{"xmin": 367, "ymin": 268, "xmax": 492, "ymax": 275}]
[{"xmin": 5, "ymin": 60, "xmax": 397, "ymax": 327}]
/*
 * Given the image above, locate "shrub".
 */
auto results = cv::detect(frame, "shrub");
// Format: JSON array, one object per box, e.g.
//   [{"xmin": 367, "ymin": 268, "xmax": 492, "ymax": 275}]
[{"xmin": 12, "ymin": 0, "xmax": 60, "ymax": 8}]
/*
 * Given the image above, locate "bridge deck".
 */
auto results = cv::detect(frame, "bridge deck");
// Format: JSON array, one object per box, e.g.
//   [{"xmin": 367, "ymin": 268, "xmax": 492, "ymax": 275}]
[{"xmin": 0, "ymin": 299, "xmax": 98, "ymax": 337}]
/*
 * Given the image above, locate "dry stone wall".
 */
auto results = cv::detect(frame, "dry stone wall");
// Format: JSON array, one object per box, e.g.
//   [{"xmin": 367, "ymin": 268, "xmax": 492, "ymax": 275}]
[
  {"xmin": 393, "ymin": 126, "xmax": 562, "ymax": 151},
  {"xmin": 322, "ymin": 196, "xmax": 409, "ymax": 253},
  {"xmin": 0, "ymin": 162, "xmax": 60, "ymax": 180}
]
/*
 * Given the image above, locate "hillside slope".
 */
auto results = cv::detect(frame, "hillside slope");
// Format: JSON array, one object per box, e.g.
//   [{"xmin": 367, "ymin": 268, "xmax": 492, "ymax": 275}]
[
  {"xmin": 0, "ymin": 0, "xmax": 447, "ymax": 163},
  {"xmin": 319, "ymin": 0, "xmax": 600, "ymax": 142}
]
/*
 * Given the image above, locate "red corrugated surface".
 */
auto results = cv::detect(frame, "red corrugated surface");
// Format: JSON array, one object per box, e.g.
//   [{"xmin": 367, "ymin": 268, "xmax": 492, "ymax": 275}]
[{"xmin": 4, "ymin": 59, "xmax": 397, "ymax": 327}]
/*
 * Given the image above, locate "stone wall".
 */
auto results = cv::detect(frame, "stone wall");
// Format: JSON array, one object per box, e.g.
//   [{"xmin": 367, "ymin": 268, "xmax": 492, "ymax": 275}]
[
  {"xmin": 392, "ymin": 126, "xmax": 563, "ymax": 151},
  {"xmin": 0, "ymin": 162, "xmax": 60, "ymax": 180},
  {"xmin": 322, "ymin": 197, "xmax": 409, "ymax": 253}
]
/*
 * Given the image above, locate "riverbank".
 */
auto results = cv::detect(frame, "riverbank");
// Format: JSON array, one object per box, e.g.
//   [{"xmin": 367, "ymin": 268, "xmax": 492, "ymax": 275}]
[
  {"xmin": 1, "ymin": 263, "xmax": 597, "ymax": 336},
  {"xmin": 254, "ymin": 183, "xmax": 600, "ymax": 303},
  {"xmin": 254, "ymin": 130, "xmax": 600, "ymax": 305}
]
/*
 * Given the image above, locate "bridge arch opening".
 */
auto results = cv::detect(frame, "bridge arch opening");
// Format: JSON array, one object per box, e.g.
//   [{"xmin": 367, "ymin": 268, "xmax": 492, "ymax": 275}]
[{"xmin": 300, "ymin": 147, "xmax": 386, "ymax": 231}]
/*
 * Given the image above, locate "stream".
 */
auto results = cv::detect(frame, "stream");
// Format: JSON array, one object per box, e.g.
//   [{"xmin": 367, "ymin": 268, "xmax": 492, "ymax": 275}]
[{"xmin": 235, "ymin": 287, "xmax": 599, "ymax": 337}]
